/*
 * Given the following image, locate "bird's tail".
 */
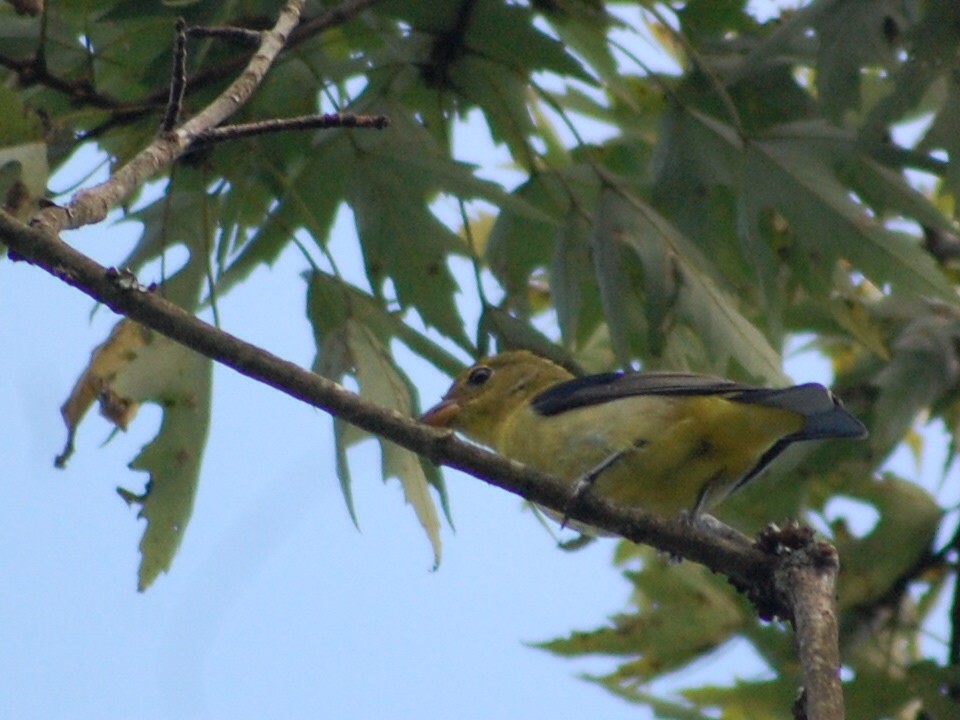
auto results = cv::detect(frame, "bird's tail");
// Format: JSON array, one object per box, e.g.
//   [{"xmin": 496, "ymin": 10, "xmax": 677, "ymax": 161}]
[{"xmin": 734, "ymin": 383, "xmax": 867, "ymax": 440}]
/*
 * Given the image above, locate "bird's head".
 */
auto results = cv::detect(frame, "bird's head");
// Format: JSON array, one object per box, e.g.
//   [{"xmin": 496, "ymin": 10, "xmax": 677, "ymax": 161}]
[{"xmin": 418, "ymin": 351, "xmax": 571, "ymax": 446}]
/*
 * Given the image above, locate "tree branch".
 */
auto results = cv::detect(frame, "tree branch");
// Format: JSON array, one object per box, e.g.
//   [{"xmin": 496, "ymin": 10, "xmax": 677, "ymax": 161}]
[
  {"xmin": 30, "ymin": 0, "xmax": 306, "ymax": 235},
  {"xmin": 762, "ymin": 525, "xmax": 844, "ymax": 720},
  {"xmin": 192, "ymin": 113, "xmax": 390, "ymax": 145},
  {"xmin": 1, "ymin": 202, "xmax": 847, "ymax": 716}
]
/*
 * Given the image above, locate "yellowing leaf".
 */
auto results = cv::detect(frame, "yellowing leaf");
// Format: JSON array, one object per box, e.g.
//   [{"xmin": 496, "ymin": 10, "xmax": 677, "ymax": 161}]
[
  {"xmin": 58, "ymin": 319, "xmax": 150, "ymax": 465},
  {"xmin": 118, "ymin": 335, "xmax": 211, "ymax": 592},
  {"xmin": 58, "ymin": 317, "xmax": 211, "ymax": 591},
  {"xmin": 0, "ymin": 141, "xmax": 48, "ymax": 220}
]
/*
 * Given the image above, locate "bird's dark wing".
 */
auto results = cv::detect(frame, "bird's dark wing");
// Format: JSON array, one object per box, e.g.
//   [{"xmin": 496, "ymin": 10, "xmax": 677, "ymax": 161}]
[{"xmin": 530, "ymin": 372, "xmax": 752, "ymax": 416}]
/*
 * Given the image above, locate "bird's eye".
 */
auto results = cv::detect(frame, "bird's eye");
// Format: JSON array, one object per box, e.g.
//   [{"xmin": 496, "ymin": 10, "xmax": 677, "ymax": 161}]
[{"xmin": 467, "ymin": 366, "xmax": 492, "ymax": 386}]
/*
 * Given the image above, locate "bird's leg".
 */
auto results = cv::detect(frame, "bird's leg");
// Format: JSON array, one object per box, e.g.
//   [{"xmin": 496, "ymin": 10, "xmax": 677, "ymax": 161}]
[
  {"xmin": 684, "ymin": 480, "xmax": 713, "ymax": 524},
  {"xmin": 691, "ymin": 514, "xmax": 753, "ymax": 548},
  {"xmin": 677, "ymin": 471, "xmax": 753, "ymax": 549},
  {"xmin": 561, "ymin": 439, "xmax": 646, "ymax": 529}
]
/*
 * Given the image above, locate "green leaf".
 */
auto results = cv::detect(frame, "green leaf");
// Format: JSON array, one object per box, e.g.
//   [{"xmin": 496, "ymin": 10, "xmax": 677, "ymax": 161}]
[
  {"xmin": 836, "ymin": 473, "xmax": 941, "ymax": 599},
  {"xmin": 862, "ymin": 2, "xmax": 960, "ymax": 134},
  {"xmin": 349, "ymin": 98, "xmax": 554, "ymax": 223},
  {"xmin": 120, "ymin": 337, "xmax": 212, "ymax": 591},
  {"xmin": 478, "ymin": 304, "xmax": 564, "ymax": 363},
  {"xmin": 682, "ymin": 678, "xmax": 797, "ymax": 720},
  {"xmin": 0, "ymin": 86, "xmax": 49, "ymax": 220},
  {"xmin": 486, "ymin": 167, "xmax": 597, "ymax": 312},
  {"xmin": 544, "ymin": 7, "xmax": 635, "ymax": 109},
  {"xmin": 120, "ymin": 171, "xmax": 221, "ymax": 284},
  {"xmin": 921, "ymin": 74, "xmax": 960, "ymax": 201},
  {"xmin": 449, "ymin": 55, "xmax": 536, "ymax": 163},
  {"xmin": 844, "ymin": 663, "xmax": 960, "ymax": 720},
  {"xmin": 541, "ymin": 546, "xmax": 748, "ymax": 680},
  {"xmin": 677, "ymin": 0, "xmax": 754, "ymax": 41},
  {"xmin": 813, "ymin": 0, "xmax": 904, "ymax": 120},
  {"xmin": 306, "ymin": 269, "xmax": 464, "ymax": 377},
  {"xmin": 589, "ymin": 188, "xmax": 653, "ymax": 365},
  {"xmin": 306, "ymin": 272, "xmax": 451, "ymax": 553},
  {"xmin": 346, "ymin": 321, "xmax": 442, "ymax": 566},
  {"xmin": 742, "ymin": 122, "xmax": 956, "ymax": 303},
  {"xmin": 0, "ymin": 140, "xmax": 48, "ymax": 220},
  {"xmin": 345, "ymin": 163, "xmax": 468, "ymax": 347},
  {"xmin": 593, "ymin": 186, "xmax": 785, "ymax": 380},
  {"xmin": 551, "ymin": 208, "xmax": 604, "ymax": 350},
  {"xmin": 217, "ymin": 131, "xmax": 350, "ymax": 296},
  {"xmin": 872, "ymin": 313, "xmax": 960, "ymax": 449}
]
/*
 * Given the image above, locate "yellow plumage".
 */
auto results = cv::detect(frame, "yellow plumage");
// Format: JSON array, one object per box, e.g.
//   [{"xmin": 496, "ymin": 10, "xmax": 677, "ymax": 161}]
[{"xmin": 419, "ymin": 351, "xmax": 866, "ymax": 518}]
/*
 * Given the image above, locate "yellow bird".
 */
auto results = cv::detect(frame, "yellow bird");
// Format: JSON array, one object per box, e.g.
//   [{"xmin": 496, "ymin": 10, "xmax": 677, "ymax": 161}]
[{"xmin": 419, "ymin": 351, "xmax": 866, "ymax": 519}]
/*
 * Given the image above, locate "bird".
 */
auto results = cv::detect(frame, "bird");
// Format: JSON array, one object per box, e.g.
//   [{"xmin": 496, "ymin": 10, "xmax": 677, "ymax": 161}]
[{"xmin": 418, "ymin": 350, "xmax": 867, "ymax": 520}]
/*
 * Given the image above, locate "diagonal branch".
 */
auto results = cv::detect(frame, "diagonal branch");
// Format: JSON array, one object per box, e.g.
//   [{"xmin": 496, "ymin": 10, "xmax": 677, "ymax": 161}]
[{"xmin": 0, "ymin": 206, "xmax": 845, "ymax": 716}]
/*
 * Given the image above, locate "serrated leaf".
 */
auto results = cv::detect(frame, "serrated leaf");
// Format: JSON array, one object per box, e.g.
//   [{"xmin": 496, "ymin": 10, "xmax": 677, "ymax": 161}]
[
  {"xmin": 921, "ymin": 74, "xmax": 960, "ymax": 201},
  {"xmin": 861, "ymin": 2, "xmax": 960, "ymax": 134},
  {"xmin": 350, "ymin": 102, "xmax": 553, "ymax": 224},
  {"xmin": 743, "ymin": 122, "xmax": 956, "ymax": 303},
  {"xmin": 541, "ymin": 547, "xmax": 748, "ymax": 680},
  {"xmin": 590, "ymin": 190, "xmax": 652, "ymax": 365},
  {"xmin": 306, "ymin": 273, "xmax": 449, "ymax": 553},
  {"xmin": 345, "ymin": 151, "xmax": 470, "ymax": 350},
  {"xmin": 551, "ymin": 208, "xmax": 604, "ymax": 350},
  {"xmin": 345, "ymin": 321, "xmax": 441, "ymax": 566},
  {"xmin": 449, "ymin": 55, "xmax": 536, "ymax": 162},
  {"xmin": 59, "ymin": 316, "xmax": 211, "ymax": 592},
  {"xmin": 120, "ymin": 338, "xmax": 212, "ymax": 591},
  {"xmin": 682, "ymin": 678, "xmax": 796, "ymax": 720},
  {"xmin": 56, "ymin": 251, "xmax": 210, "ymax": 590},
  {"xmin": 844, "ymin": 663, "xmax": 960, "ymax": 720},
  {"xmin": 120, "ymin": 178, "xmax": 219, "ymax": 275},
  {"xmin": 491, "ymin": 166, "xmax": 600, "ymax": 318},
  {"xmin": 57, "ymin": 320, "xmax": 150, "ymax": 466},
  {"xmin": 220, "ymin": 150, "xmax": 345, "ymax": 296},
  {"xmin": 478, "ymin": 304, "xmax": 563, "ymax": 363},
  {"xmin": 872, "ymin": 314, "xmax": 960, "ymax": 449},
  {"xmin": 307, "ymin": 269, "xmax": 464, "ymax": 376},
  {"xmin": 813, "ymin": 0, "xmax": 904, "ymax": 120},
  {"xmin": 593, "ymin": 186, "xmax": 785, "ymax": 380}
]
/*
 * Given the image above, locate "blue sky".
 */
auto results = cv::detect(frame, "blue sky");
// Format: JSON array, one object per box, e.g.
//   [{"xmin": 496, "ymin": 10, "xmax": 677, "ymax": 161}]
[{"xmin": 3, "ymin": 3, "xmax": 958, "ymax": 717}]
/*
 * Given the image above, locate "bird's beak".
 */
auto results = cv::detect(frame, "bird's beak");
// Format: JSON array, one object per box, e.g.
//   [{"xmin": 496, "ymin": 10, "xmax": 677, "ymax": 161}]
[{"xmin": 418, "ymin": 399, "xmax": 461, "ymax": 427}]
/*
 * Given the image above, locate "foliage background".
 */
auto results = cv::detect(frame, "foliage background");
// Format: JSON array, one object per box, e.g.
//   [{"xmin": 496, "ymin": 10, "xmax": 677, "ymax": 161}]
[{"xmin": 3, "ymin": 0, "xmax": 960, "ymax": 717}]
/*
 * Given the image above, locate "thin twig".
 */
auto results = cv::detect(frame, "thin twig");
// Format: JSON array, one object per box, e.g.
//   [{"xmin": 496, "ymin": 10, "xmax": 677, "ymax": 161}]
[
  {"xmin": 193, "ymin": 113, "xmax": 390, "ymax": 144},
  {"xmin": 0, "ymin": 52, "xmax": 123, "ymax": 110},
  {"xmin": 187, "ymin": 25, "xmax": 262, "ymax": 45},
  {"xmin": 161, "ymin": 18, "xmax": 189, "ymax": 132},
  {"xmin": 0, "ymin": 0, "xmax": 381, "ymax": 130}
]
